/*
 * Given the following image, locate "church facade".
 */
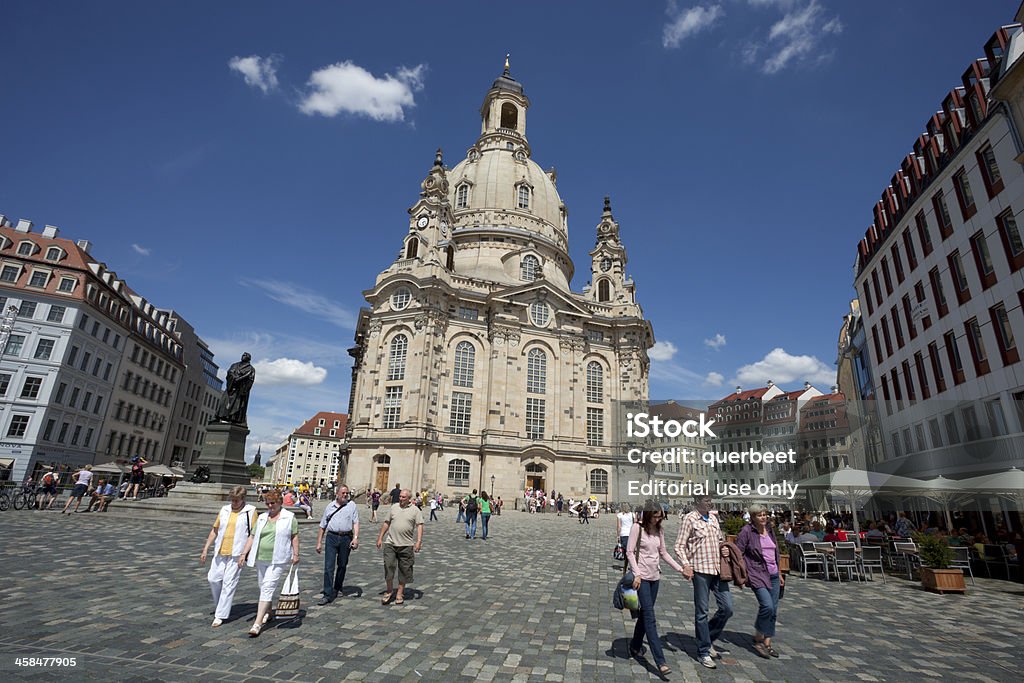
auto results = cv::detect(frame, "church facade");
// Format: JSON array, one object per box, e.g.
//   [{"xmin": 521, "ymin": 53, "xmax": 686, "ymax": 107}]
[{"xmin": 345, "ymin": 65, "xmax": 653, "ymax": 502}]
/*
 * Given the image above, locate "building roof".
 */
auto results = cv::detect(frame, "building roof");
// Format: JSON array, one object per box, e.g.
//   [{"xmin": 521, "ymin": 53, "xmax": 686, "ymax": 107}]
[
  {"xmin": 294, "ymin": 412, "xmax": 348, "ymax": 437},
  {"xmin": 710, "ymin": 386, "xmax": 771, "ymax": 407},
  {"xmin": 649, "ymin": 400, "xmax": 705, "ymax": 421}
]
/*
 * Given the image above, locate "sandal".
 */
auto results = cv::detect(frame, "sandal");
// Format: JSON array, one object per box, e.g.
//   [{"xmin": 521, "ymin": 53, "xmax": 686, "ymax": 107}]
[
  {"xmin": 248, "ymin": 624, "xmax": 262, "ymax": 638},
  {"xmin": 381, "ymin": 591, "xmax": 395, "ymax": 605},
  {"xmin": 394, "ymin": 596, "xmax": 405, "ymax": 605},
  {"xmin": 658, "ymin": 664, "xmax": 671, "ymax": 675},
  {"xmin": 766, "ymin": 645, "xmax": 779, "ymax": 658},
  {"xmin": 753, "ymin": 641, "xmax": 771, "ymax": 659}
]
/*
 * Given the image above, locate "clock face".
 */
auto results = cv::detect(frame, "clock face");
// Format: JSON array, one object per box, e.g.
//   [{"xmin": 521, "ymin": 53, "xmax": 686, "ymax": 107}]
[
  {"xmin": 416, "ymin": 216, "xmax": 429, "ymax": 229},
  {"xmin": 440, "ymin": 221, "xmax": 449, "ymax": 235},
  {"xmin": 600, "ymin": 257, "xmax": 612, "ymax": 272}
]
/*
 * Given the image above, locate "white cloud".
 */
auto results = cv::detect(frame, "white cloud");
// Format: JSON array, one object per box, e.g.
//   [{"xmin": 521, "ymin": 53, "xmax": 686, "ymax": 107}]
[
  {"xmin": 228, "ymin": 55, "xmax": 280, "ymax": 93},
  {"xmin": 704, "ymin": 333, "xmax": 727, "ymax": 350},
  {"xmin": 759, "ymin": 0, "xmax": 843, "ymax": 75},
  {"xmin": 254, "ymin": 357, "xmax": 328, "ymax": 386},
  {"xmin": 131, "ymin": 244, "xmax": 151, "ymax": 256},
  {"xmin": 704, "ymin": 371, "xmax": 725, "ymax": 387},
  {"xmin": 299, "ymin": 61, "xmax": 426, "ymax": 122},
  {"xmin": 239, "ymin": 278, "xmax": 356, "ymax": 329},
  {"xmin": 649, "ymin": 340, "xmax": 679, "ymax": 362},
  {"xmin": 206, "ymin": 331, "xmax": 346, "ymax": 371},
  {"xmin": 663, "ymin": 3, "xmax": 724, "ymax": 48},
  {"xmin": 734, "ymin": 347, "xmax": 835, "ymax": 388}
]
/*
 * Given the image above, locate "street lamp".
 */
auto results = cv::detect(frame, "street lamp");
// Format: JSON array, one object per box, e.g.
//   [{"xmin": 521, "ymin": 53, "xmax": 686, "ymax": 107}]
[{"xmin": 490, "ymin": 474, "xmax": 495, "ymax": 496}]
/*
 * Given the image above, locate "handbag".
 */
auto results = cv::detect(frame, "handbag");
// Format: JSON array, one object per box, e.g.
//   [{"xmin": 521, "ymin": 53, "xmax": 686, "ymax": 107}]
[
  {"xmin": 613, "ymin": 543, "xmax": 625, "ymax": 561},
  {"xmin": 275, "ymin": 566, "xmax": 301, "ymax": 620},
  {"xmin": 612, "ymin": 527, "xmax": 642, "ymax": 613}
]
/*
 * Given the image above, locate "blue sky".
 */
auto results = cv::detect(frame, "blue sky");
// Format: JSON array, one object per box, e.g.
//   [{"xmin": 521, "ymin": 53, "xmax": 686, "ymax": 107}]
[{"xmin": 0, "ymin": 1, "xmax": 1017, "ymax": 460}]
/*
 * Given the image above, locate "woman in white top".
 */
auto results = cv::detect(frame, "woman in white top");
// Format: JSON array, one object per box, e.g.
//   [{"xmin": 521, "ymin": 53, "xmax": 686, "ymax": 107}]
[
  {"xmin": 616, "ymin": 504, "xmax": 636, "ymax": 552},
  {"xmin": 239, "ymin": 489, "xmax": 299, "ymax": 636},
  {"xmin": 200, "ymin": 486, "xmax": 256, "ymax": 627},
  {"xmin": 62, "ymin": 465, "xmax": 94, "ymax": 515}
]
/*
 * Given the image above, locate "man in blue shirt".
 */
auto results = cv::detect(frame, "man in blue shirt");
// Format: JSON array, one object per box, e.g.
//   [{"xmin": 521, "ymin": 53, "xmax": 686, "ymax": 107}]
[
  {"xmin": 315, "ymin": 485, "xmax": 360, "ymax": 605},
  {"xmin": 87, "ymin": 479, "xmax": 117, "ymax": 512}
]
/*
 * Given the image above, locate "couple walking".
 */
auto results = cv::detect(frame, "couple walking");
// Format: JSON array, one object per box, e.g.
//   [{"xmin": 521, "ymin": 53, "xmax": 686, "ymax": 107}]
[
  {"xmin": 462, "ymin": 489, "xmax": 494, "ymax": 540},
  {"xmin": 626, "ymin": 495, "xmax": 784, "ymax": 673}
]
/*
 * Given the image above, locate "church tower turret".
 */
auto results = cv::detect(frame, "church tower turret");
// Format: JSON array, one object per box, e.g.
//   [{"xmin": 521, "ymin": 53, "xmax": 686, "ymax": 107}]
[
  {"xmin": 398, "ymin": 148, "xmax": 456, "ymax": 270},
  {"xmin": 588, "ymin": 196, "xmax": 635, "ymax": 305}
]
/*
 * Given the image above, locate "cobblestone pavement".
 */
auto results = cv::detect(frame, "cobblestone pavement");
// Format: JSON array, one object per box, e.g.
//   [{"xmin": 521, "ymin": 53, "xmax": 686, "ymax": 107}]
[{"xmin": 0, "ymin": 507, "xmax": 1022, "ymax": 682}]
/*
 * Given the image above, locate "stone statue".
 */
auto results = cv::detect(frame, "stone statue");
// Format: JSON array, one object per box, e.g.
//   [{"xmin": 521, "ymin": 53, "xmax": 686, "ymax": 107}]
[{"xmin": 214, "ymin": 352, "xmax": 255, "ymax": 426}]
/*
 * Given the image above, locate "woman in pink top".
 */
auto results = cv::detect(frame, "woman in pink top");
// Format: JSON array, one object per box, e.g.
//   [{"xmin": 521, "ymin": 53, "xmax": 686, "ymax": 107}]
[{"xmin": 626, "ymin": 502, "xmax": 686, "ymax": 676}]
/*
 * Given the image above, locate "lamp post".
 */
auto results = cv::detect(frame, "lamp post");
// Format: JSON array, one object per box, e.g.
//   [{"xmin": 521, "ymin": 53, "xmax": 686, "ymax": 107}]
[{"xmin": 490, "ymin": 474, "xmax": 495, "ymax": 496}]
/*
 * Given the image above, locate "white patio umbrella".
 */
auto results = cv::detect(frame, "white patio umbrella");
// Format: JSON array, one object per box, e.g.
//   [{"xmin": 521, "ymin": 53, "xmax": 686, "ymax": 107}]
[
  {"xmin": 796, "ymin": 466, "xmax": 932, "ymax": 537},
  {"xmin": 145, "ymin": 464, "xmax": 175, "ymax": 477},
  {"xmin": 953, "ymin": 467, "xmax": 1024, "ymax": 530},
  {"xmin": 911, "ymin": 476, "xmax": 964, "ymax": 533},
  {"xmin": 91, "ymin": 461, "xmax": 126, "ymax": 475}
]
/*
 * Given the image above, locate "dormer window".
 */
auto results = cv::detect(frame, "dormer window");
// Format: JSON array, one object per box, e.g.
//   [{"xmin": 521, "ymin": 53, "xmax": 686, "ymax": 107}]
[
  {"xmin": 57, "ymin": 277, "xmax": 76, "ymax": 293},
  {"xmin": 517, "ymin": 184, "xmax": 531, "ymax": 209},
  {"xmin": 28, "ymin": 270, "xmax": 49, "ymax": 288},
  {"xmin": 17, "ymin": 241, "xmax": 36, "ymax": 256},
  {"xmin": 0, "ymin": 265, "xmax": 20, "ymax": 282},
  {"xmin": 45, "ymin": 247, "xmax": 62, "ymax": 261},
  {"xmin": 520, "ymin": 254, "xmax": 540, "ymax": 281},
  {"xmin": 456, "ymin": 183, "xmax": 470, "ymax": 209},
  {"xmin": 0, "ymin": 236, "xmax": 10, "ymax": 250}
]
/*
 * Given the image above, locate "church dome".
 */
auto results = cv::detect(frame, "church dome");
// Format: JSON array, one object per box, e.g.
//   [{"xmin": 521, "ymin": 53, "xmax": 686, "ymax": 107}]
[{"xmin": 447, "ymin": 149, "xmax": 566, "ymax": 246}]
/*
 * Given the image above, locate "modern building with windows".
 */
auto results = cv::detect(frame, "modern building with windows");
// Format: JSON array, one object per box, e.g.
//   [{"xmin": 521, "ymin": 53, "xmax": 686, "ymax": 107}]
[
  {"xmin": 0, "ymin": 218, "xmax": 129, "ymax": 482},
  {"xmin": 345, "ymin": 64, "xmax": 653, "ymax": 501},
  {"xmin": 267, "ymin": 411, "xmax": 346, "ymax": 486},
  {"xmin": 852, "ymin": 21, "xmax": 1024, "ymax": 479},
  {"xmin": 159, "ymin": 310, "xmax": 221, "ymax": 468}
]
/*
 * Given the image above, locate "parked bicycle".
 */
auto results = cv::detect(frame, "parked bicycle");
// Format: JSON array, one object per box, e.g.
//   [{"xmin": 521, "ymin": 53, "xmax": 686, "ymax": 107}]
[
  {"xmin": 12, "ymin": 486, "xmax": 38, "ymax": 511},
  {"xmin": 0, "ymin": 489, "xmax": 10, "ymax": 511}
]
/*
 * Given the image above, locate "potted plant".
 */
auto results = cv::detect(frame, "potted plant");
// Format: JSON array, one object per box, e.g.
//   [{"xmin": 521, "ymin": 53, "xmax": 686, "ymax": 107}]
[
  {"xmin": 914, "ymin": 533, "xmax": 966, "ymax": 594},
  {"xmin": 721, "ymin": 514, "xmax": 745, "ymax": 543}
]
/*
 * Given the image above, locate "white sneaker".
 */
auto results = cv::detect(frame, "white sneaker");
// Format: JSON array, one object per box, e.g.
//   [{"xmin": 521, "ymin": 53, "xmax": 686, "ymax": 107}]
[
  {"xmin": 211, "ymin": 618, "xmax": 222, "ymax": 628},
  {"xmin": 709, "ymin": 646, "xmax": 720, "ymax": 659},
  {"xmin": 699, "ymin": 655, "xmax": 717, "ymax": 669}
]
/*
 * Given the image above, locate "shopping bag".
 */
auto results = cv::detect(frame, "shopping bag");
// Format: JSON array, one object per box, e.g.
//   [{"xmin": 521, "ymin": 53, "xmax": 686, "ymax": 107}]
[
  {"xmin": 613, "ymin": 544, "xmax": 625, "ymax": 561},
  {"xmin": 275, "ymin": 566, "xmax": 301, "ymax": 620}
]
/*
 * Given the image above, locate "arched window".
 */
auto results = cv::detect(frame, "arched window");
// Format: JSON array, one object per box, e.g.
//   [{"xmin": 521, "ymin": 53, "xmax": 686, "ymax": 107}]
[
  {"xmin": 590, "ymin": 469, "xmax": 608, "ymax": 493},
  {"xmin": 586, "ymin": 361, "xmax": 603, "ymax": 403},
  {"xmin": 456, "ymin": 184, "xmax": 469, "ymax": 209},
  {"xmin": 500, "ymin": 102, "xmax": 518, "ymax": 129},
  {"xmin": 453, "ymin": 341, "xmax": 475, "ymax": 387},
  {"xmin": 527, "ymin": 348, "xmax": 546, "ymax": 394},
  {"xmin": 517, "ymin": 184, "xmax": 530, "ymax": 209},
  {"xmin": 446, "ymin": 246, "xmax": 455, "ymax": 271},
  {"xmin": 598, "ymin": 280, "xmax": 610, "ymax": 302},
  {"xmin": 447, "ymin": 458, "xmax": 470, "ymax": 485},
  {"xmin": 521, "ymin": 254, "xmax": 540, "ymax": 281},
  {"xmin": 387, "ymin": 334, "xmax": 408, "ymax": 381},
  {"xmin": 405, "ymin": 238, "xmax": 419, "ymax": 259}
]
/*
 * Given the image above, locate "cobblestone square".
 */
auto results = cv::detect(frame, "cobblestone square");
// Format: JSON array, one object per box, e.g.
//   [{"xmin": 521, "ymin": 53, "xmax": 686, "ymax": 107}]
[{"xmin": 0, "ymin": 508, "xmax": 1022, "ymax": 682}]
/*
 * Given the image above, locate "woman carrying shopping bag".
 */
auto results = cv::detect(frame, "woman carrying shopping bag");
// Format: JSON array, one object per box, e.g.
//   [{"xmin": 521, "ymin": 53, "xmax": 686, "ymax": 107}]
[
  {"xmin": 626, "ymin": 501, "xmax": 687, "ymax": 676},
  {"xmin": 240, "ymin": 489, "xmax": 299, "ymax": 636}
]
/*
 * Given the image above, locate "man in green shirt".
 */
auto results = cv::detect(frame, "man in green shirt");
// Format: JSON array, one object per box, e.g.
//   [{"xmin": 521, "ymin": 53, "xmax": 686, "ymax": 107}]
[{"xmin": 376, "ymin": 489, "xmax": 424, "ymax": 606}]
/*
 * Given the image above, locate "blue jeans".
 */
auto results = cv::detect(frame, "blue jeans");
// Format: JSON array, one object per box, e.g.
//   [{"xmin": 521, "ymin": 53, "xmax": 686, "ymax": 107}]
[
  {"xmin": 692, "ymin": 572, "xmax": 733, "ymax": 657},
  {"xmin": 456, "ymin": 509, "xmax": 464, "ymax": 523},
  {"xmin": 465, "ymin": 512, "xmax": 478, "ymax": 538},
  {"xmin": 752, "ymin": 574, "xmax": 780, "ymax": 638},
  {"xmin": 322, "ymin": 532, "xmax": 352, "ymax": 598},
  {"xmin": 481, "ymin": 513, "xmax": 491, "ymax": 539},
  {"xmin": 430, "ymin": 508, "xmax": 438, "ymax": 521},
  {"xmin": 631, "ymin": 579, "xmax": 666, "ymax": 667}
]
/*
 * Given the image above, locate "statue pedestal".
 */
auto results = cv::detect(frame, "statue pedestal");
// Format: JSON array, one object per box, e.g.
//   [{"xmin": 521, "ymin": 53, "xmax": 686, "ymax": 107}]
[{"xmin": 194, "ymin": 422, "xmax": 251, "ymax": 486}]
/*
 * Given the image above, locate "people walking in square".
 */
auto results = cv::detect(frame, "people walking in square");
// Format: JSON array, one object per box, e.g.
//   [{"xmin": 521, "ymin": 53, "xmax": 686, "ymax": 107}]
[
  {"xmin": 617, "ymin": 504, "xmax": 636, "ymax": 554},
  {"xmin": 370, "ymin": 488, "xmax": 381, "ymax": 522},
  {"xmin": 376, "ymin": 489, "xmax": 423, "ymax": 606},
  {"xmin": 735, "ymin": 503, "xmax": 784, "ymax": 659},
  {"xmin": 126, "ymin": 456, "xmax": 147, "ymax": 500},
  {"xmin": 464, "ymin": 489, "xmax": 479, "ymax": 539},
  {"xmin": 241, "ymin": 489, "xmax": 299, "ymax": 636},
  {"xmin": 675, "ymin": 494, "xmax": 733, "ymax": 669},
  {"xmin": 200, "ymin": 486, "xmax": 256, "ymax": 627},
  {"xmin": 389, "ymin": 483, "xmax": 402, "ymax": 504},
  {"xmin": 38, "ymin": 466, "xmax": 58, "ymax": 510},
  {"xmin": 429, "ymin": 496, "xmax": 438, "ymax": 521},
  {"xmin": 479, "ymin": 491, "xmax": 493, "ymax": 539},
  {"xmin": 627, "ymin": 502, "xmax": 686, "ymax": 676},
  {"xmin": 62, "ymin": 465, "xmax": 93, "ymax": 514},
  {"xmin": 315, "ymin": 484, "xmax": 360, "ymax": 605}
]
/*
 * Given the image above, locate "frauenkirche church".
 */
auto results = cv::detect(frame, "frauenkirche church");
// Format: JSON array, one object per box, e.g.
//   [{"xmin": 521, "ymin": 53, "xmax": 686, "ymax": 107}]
[{"xmin": 346, "ymin": 62, "xmax": 653, "ymax": 501}]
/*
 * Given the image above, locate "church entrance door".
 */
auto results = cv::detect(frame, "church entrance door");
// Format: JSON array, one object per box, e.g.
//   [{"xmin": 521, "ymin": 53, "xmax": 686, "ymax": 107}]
[
  {"xmin": 374, "ymin": 466, "xmax": 389, "ymax": 492},
  {"xmin": 526, "ymin": 475, "xmax": 545, "ymax": 491}
]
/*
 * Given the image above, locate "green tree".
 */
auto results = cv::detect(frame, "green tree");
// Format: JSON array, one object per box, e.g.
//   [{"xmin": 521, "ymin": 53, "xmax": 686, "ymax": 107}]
[{"xmin": 247, "ymin": 464, "xmax": 266, "ymax": 480}]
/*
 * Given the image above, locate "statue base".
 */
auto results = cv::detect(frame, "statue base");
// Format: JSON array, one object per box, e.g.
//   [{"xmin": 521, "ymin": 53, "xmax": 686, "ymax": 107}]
[{"xmin": 193, "ymin": 422, "xmax": 251, "ymax": 486}]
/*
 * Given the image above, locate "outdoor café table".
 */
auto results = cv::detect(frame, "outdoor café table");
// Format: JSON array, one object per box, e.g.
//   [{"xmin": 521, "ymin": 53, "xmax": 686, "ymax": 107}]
[{"xmin": 893, "ymin": 544, "xmax": 919, "ymax": 580}]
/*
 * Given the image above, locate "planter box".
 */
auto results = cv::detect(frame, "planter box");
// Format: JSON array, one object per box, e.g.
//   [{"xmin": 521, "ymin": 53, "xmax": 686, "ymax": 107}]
[{"xmin": 920, "ymin": 568, "xmax": 966, "ymax": 594}]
